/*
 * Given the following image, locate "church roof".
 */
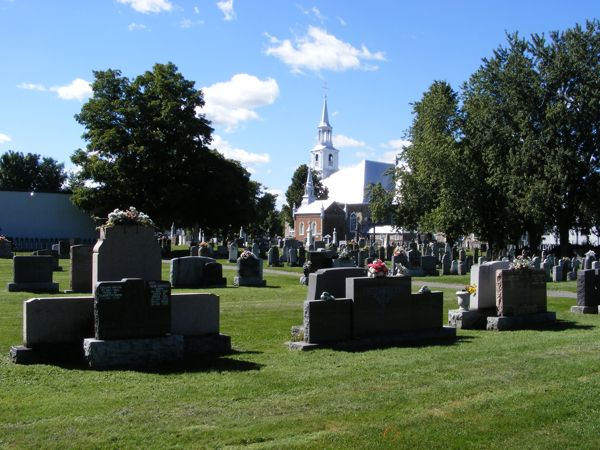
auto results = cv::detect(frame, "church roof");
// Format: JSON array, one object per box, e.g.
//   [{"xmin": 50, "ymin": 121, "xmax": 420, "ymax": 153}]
[
  {"xmin": 322, "ymin": 160, "xmax": 395, "ymax": 204},
  {"xmin": 295, "ymin": 198, "xmax": 337, "ymax": 215}
]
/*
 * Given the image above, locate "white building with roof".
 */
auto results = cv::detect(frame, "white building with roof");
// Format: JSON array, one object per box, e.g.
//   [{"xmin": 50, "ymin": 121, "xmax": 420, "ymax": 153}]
[{"xmin": 292, "ymin": 97, "xmax": 397, "ymax": 242}]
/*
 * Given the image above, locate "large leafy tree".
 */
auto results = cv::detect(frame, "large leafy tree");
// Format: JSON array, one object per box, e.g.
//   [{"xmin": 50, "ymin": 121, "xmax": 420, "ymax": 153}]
[
  {"xmin": 0, "ymin": 150, "xmax": 66, "ymax": 192},
  {"xmin": 71, "ymin": 62, "xmax": 257, "ymax": 231},
  {"xmin": 393, "ymin": 81, "xmax": 468, "ymax": 244},
  {"xmin": 463, "ymin": 21, "xmax": 600, "ymax": 254}
]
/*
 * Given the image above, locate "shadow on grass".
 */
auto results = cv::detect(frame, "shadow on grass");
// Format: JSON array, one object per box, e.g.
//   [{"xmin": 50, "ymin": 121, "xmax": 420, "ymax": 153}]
[
  {"xmin": 12, "ymin": 347, "xmax": 264, "ymax": 374},
  {"xmin": 538, "ymin": 319, "xmax": 595, "ymax": 332}
]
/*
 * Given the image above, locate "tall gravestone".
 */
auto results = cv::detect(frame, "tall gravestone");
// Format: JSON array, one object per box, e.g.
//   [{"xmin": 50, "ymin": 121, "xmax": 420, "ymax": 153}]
[
  {"xmin": 70, "ymin": 245, "xmax": 93, "ymax": 293},
  {"xmin": 571, "ymin": 269, "xmax": 600, "ymax": 314},
  {"xmin": 233, "ymin": 253, "xmax": 266, "ymax": 287},
  {"xmin": 228, "ymin": 241, "xmax": 238, "ymax": 263},
  {"xmin": 92, "ymin": 225, "xmax": 161, "ymax": 293}
]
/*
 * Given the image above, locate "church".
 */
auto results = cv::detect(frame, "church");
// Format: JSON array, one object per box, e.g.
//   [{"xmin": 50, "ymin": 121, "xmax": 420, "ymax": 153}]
[{"xmin": 292, "ymin": 97, "xmax": 397, "ymax": 243}]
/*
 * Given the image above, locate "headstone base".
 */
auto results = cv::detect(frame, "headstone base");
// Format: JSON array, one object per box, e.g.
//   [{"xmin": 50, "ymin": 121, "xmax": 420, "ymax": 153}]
[
  {"xmin": 288, "ymin": 326, "xmax": 456, "ymax": 351},
  {"xmin": 7, "ymin": 282, "xmax": 59, "ymax": 293},
  {"xmin": 233, "ymin": 276, "xmax": 266, "ymax": 287},
  {"xmin": 84, "ymin": 335, "xmax": 184, "ymax": 369},
  {"xmin": 486, "ymin": 312, "xmax": 557, "ymax": 331},
  {"xmin": 184, "ymin": 334, "xmax": 231, "ymax": 358},
  {"xmin": 570, "ymin": 305, "xmax": 598, "ymax": 314},
  {"xmin": 10, "ymin": 344, "xmax": 85, "ymax": 365},
  {"xmin": 406, "ymin": 268, "xmax": 425, "ymax": 277},
  {"xmin": 447, "ymin": 309, "xmax": 492, "ymax": 329}
]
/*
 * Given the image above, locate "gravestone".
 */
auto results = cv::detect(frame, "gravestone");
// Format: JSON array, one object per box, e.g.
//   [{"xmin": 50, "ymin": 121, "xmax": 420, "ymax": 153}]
[
  {"xmin": 459, "ymin": 249, "xmax": 466, "ymax": 262},
  {"xmin": 442, "ymin": 253, "xmax": 451, "ymax": 275},
  {"xmin": 407, "ymin": 249, "xmax": 421, "ymax": 268},
  {"xmin": 0, "ymin": 239, "xmax": 13, "ymax": 258},
  {"xmin": 457, "ymin": 261, "xmax": 468, "ymax": 276},
  {"xmin": 92, "ymin": 225, "xmax": 161, "ymax": 293},
  {"xmin": 267, "ymin": 246, "xmax": 280, "ymax": 267},
  {"xmin": 302, "ymin": 298, "xmax": 353, "ymax": 344},
  {"xmin": 585, "ymin": 250, "xmax": 596, "ymax": 270},
  {"xmin": 170, "ymin": 256, "xmax": 226, "ymax": 288},
  {"xmin": 298, "ymin": 246, "xmax": 306, "ymax": 266},
  {"xmin": 190, "ymin": 245, "xmax": 199, "ymax": 256},
  {"xmin": 199, "ymin": 245, "xmax": 212, "ymax": 257},
  {"xmin": 251, "ymin": 243, "xmax": 261, "ymax": 258},
  {"xmin": 69, "ymin": 245, "xmax": 93, "ymax": 293},
  {"xmin": 469, "ymin": 261, "xmax": 511, "ymax": 310},
  {"xmin": 94, "ymin": 278, "xmax": 171, "ymax": 340},
  {"xmin": 307, "ymin": 251, "xmax": 335, "ymax": 272},
  {"xmin": 531, "ymin": 256, "xmax": 541, "ymax": 270},
  {"xmin": 552, "ymin": 265, "xmax": 563, "ymax": 282},
  {"xmin": 307, "ymin": 267, "xmax": 367, "ymax": 300},
  {"xmin": 346, "ymin": 276, "xmax": 442, "ymax": 338},
  {"xmin": 421, "ymin": 256, "xmax": 439, "ymax": 276},
  {"xmin": 571, "ymin": 269, "xmax": 600, "ymax": 314},
  {"xmin": 289, "ymin": 247, "xmax": 299, "ymax": 266},
  {"xmin": 228, "ymin": 242, "xmax": 238, "ymax": 263},
  {"xmin": 7, "ymin": 256, "xmax": 59, "ymax": 293},
  {"xmin": 495, "ymin": 269, "xmax": 547, "ymax": 316},
  {"xmin": 33, "ymin": 249, "xmax": 61, "ymax": 271},
  {"xmin": 450, "ymin": 260, "xmax": 459, "ymax": 275},
  {"xmin": 233, "ymin": 253, "xmax": 266, "ymax": 287}
]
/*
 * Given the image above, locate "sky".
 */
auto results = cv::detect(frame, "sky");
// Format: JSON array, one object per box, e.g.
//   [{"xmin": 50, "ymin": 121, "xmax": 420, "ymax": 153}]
[{"xmin": 0, "ymin": 0, "xmax": 598, "ymax": 208}]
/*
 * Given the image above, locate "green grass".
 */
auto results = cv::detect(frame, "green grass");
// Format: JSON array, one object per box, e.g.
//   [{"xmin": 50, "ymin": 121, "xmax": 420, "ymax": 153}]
[{"xmin": 0, "ymin": 256, "xmax": 597, "ymax": 449}]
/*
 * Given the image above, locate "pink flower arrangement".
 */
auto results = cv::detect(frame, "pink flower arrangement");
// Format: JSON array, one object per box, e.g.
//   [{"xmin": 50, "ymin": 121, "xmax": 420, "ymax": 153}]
[{"xmin": 368, "ymin": 259, "xmax": 388, "ymax": 277}]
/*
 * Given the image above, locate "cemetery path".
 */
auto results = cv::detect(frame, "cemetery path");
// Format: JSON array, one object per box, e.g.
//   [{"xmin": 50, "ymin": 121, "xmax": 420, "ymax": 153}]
[{"xmin": 208, "ymin": 263, "xmax": 577, "ymax": 298}]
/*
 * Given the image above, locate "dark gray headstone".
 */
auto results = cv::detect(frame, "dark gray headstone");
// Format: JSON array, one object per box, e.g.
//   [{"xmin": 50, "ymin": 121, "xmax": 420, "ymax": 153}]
[
  {"xmin": 576, "ymin": 269, "xmax": 600, "ymax": 308},
  {"xmin": 7, "ymin": 256, "xmax": 59, "ymax": 293},
  {"xmin": 95, "ymin": 278, "xmax": 171, "ymax": 340},
  {"xmin": 303, "ymin": 299, "xmax": 352, "ymax": 344},
  {"xmin": 190, "ymin": 245, "xmax": 199, "ymax": 256},
  {"xmin": 70, "ymin": 245, "xmax": 93, "ymax": 293},
  {"xmin": 307, "ymin": 267, "xmax": 367, "ymax": 300},
  {"xmin": 421, "ymin": 255, "xmax": 437, "ymax": 276}
]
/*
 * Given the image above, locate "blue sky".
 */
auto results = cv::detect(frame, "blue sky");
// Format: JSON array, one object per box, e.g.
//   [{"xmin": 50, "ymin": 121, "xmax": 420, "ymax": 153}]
[{"xmin": 0, "ymin": 0, "xmax": 598, "ymax": 207}]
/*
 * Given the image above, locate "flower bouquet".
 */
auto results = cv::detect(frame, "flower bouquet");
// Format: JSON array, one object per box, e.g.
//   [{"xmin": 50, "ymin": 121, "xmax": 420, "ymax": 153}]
[
  {"xmin": 367, "ymin": 259, "xmax": 388, "ymax": 278},
  {"xmin": 103, "ymin": 206, "xmax": 155, "ymax": 229}
]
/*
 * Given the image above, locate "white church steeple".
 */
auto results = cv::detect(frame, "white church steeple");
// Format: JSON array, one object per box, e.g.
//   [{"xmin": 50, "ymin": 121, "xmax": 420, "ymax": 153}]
[
  {"xmin": 301, "ymin": 167, "xmax": 316, "ymax": 206},
  {"xmin": 310, "ymin": 96, "xmax": 339, "ymax": 179}
]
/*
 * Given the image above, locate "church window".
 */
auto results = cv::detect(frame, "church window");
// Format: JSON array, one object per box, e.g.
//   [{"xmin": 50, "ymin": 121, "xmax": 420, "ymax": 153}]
[
  {"xmin": 328, "ymin": 154, "xmax": 333, "ymax": 166},
  {"xmin": 299, "ymin": 222, "xmax": 305, "ymax": 235},
  {"xmin": 311, "ymin": 221, "xmax": 317, "ymax": 235}
]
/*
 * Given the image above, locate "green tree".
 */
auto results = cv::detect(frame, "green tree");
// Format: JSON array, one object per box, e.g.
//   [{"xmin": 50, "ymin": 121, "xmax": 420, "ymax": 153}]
[
  {"xmin": 367, "ymin": 182, "xmax": 392, "ymax": 224},
  {"xmin": 462, "ymin": 21, "xmax": 600, "ymax": 254},
  {"xmin": 0, "ymin": 150, "xmax": 66, "ymax": 192},
  {"xmin": 71, "ymin": 62, "xmax": 258, "ymax": 231},
  {"xmin": 392, "ymin": 81, "xmax": 468, "ymax": 244},
  {"xmin": 281, "ymin": 164, "xmax": 328, "ymax": 223},
  {"xmin": 247, "ymin": 189, "xmax": 282, "ymax": 237}
]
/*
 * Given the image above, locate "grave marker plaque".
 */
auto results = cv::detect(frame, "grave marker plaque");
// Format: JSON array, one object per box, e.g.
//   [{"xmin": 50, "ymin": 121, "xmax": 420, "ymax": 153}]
[{"xmin": 94, "ymin": 278, "xmax": 171, "ymax": 340}]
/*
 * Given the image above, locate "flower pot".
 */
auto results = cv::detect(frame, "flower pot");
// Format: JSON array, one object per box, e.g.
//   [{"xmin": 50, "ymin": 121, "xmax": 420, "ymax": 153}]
[{"xmin": 456, "ymin": 290, "xmax": 470, "ymax": 311}]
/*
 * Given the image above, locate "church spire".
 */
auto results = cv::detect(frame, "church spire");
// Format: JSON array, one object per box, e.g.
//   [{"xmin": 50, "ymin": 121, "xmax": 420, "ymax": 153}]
[
  {"xmin": 319, "ymin": 96, "xmax": 330, "ymax": 128},
  {"xmin": 309, "ymin": 95, "xmax": 339, "ymax": 179},
  {"xmin": 301, "ymin": 167, "xmax": 315, "ymax": 206}
]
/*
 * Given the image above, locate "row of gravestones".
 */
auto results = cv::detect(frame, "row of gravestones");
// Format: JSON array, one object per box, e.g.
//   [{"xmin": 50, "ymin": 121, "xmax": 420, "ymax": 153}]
[
  {"xmin": 10, "ymin": 224, "xmax": 232, "ymax": 369},
  {"xmin": 447, "ymin": 260, "xmax": 555, "ymax": 330},
  {"xmin": 293, "ymin": 259, "xmax": 558, "ymax": 348}
]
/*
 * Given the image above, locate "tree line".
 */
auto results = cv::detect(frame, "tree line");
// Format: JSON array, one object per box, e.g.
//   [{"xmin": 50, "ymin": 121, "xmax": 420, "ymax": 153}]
[{"xmin": 388, "ymin": 20, "xmax": 600, "ymax": 256}]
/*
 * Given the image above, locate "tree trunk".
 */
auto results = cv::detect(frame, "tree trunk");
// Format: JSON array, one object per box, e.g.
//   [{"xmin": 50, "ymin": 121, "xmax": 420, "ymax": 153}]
[{"xmin": 558, "ymin": 217, "xmax": 571, "ymax": 257}]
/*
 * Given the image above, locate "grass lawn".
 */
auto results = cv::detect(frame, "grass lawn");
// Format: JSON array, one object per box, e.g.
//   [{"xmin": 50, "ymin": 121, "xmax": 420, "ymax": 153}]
[{"xmin": 0, "ymin": 256, "xmax": 597, "ymax": 449}]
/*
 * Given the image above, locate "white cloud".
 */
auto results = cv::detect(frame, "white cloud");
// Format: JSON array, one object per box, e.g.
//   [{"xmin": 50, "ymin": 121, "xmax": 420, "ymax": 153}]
[
  {"xmin": 216, "ymin": 0, "xmax": 235, "ymax": 20},
  {"xmin": 50, "ymin": 78, "xmax": 93, "ymax": 101},
  {"xmin": 383, "ymin": 139, "xmax": 412, "ymax": 151},
  {"xmin": 201, "ymin": 73, "xmax": 279, "ymax": 132},
  {"xmin": 128, "ymin": 22, "xmax": 147, "ymax": 31},
  {"xmin": 117, "ymin": 0, "xmax": 172, "ymax": 14},
  {"xmin": 17, "ymin": 82, "xmax": 46, "ymax": 91},
  {"xmin": 333, "ymin": 134, "xmax": 366, "ymax": 148},
  {"xmin": 0, "ymin": 133, "xmax": 11, "ymax": 144},
  {"xmin": 265, "ymin": 26, "xmax": 386, "ymax": 73},
  {"xmin": 337, "ymin": 16, "xmax": 346, "ymax": 26},
  {"xmin": 297, "ymin": 4, "xmax": 325, "ymax": 22},
  {"xmin": 180, "ymin": 18, "xmax": 203, "ymax": 28},
  {"xmin": 194, "ymin": 6, "xmax": 200, "ymax": 14},
  {"xmin": 376, "ymin": 151, "xmax": 400, "ymax": 164},
  {"xmin": 212, "ymin": 134, "xmax": 271, "ymax": 166}
]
